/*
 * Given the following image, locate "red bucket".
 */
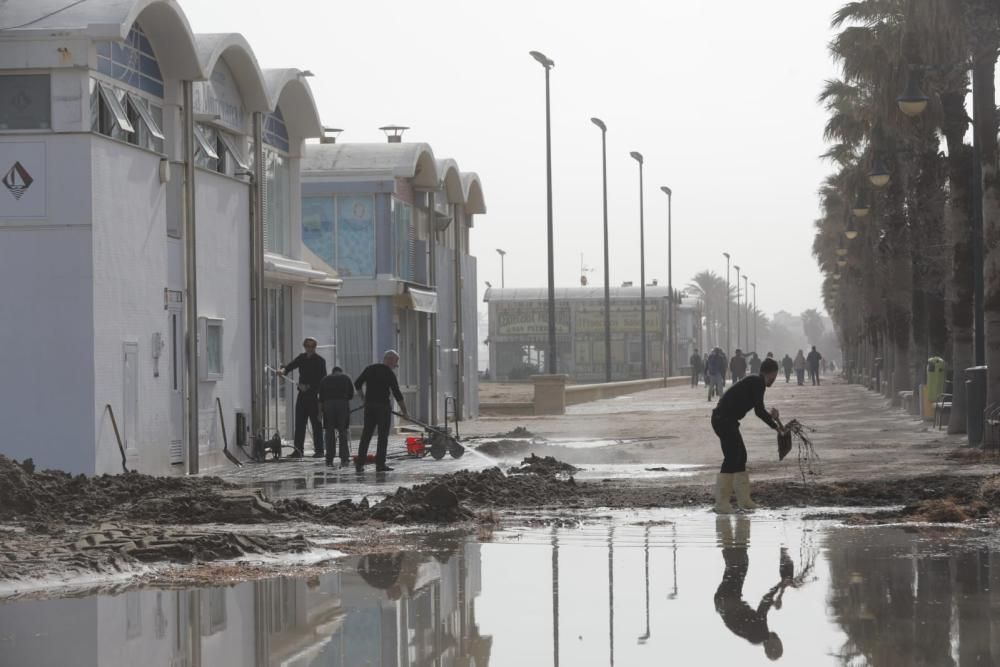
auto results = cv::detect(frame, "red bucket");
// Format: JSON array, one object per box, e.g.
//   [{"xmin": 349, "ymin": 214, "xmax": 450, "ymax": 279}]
[{"xmin": 405, "ymin": 436, "xmax": 426, "ymax": 456}]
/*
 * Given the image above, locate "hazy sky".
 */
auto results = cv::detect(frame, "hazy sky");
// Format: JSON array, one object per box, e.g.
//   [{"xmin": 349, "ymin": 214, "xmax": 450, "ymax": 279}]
[{"xmin": 183, "ymin": 0, "xmax": 848, "ymax": 317}]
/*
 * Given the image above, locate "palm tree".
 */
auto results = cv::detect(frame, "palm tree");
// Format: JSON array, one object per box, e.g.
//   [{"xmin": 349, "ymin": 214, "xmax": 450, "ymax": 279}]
[
  {"xmin": 687, "ymin": 270, "xmax": 732, "ymax": 349},
  {"xmin": 802, "ymin": 309, "xmax": 827, "ymax": 346}
]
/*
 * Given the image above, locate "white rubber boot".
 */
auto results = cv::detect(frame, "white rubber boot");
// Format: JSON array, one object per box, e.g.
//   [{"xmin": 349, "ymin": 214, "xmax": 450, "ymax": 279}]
[
  {"xmin": 733, "ymin": 471, "xmax": 758, "ymax": 510},
  {"xmin": 714, "ymin": 473, "xmax": 735, "ymax": 514}
]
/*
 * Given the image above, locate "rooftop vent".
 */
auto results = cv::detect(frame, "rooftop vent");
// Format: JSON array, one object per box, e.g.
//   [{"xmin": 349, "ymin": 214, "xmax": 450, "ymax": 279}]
[{"xmin": 379, "ymin": 125, "xmax": 409, "ymax": 143}]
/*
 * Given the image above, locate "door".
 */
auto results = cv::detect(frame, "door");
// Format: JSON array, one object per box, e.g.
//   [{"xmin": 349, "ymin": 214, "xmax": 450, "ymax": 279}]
[
  {"xmin": 264, "ymin": 286, "xmax": 292, "ymax": 440},
  {"xmin": 167, "ymin": 307, "xmax": 185, "ymax": 465},
  {"xmin": 123, "ymin": 342, "xmax": 139, "ymax": 452}
]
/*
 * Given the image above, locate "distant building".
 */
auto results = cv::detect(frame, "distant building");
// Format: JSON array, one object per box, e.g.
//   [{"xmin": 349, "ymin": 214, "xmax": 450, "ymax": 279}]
[
  {"xmin": 301, "ymin": 141, "xmax": 486, "ymax": 422},
  {"xmin": 484, "ymin": 286, "xmax": 701, "ymax": 381}
]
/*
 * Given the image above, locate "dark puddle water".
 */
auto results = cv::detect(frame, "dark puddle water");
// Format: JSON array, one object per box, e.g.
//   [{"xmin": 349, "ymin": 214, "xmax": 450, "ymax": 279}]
[{"xmin": 1, "ymin": 515, "xmax": 997, "ymax": 666}]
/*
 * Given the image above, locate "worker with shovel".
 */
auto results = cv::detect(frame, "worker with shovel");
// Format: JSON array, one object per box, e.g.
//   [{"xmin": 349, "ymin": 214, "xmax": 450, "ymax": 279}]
[
  {"xmin": 711, "ymin": 357, "xmax": 781, "ymax": 513},
  {"xmin": 354, "ymin": 350, "xmax": 408, "ymax": 473}
]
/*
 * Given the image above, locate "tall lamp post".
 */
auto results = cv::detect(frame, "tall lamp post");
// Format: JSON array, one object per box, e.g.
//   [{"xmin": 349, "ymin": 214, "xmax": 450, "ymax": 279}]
[
  {"xmin": 529, "ymin": 50, "xmax": 557, "ymax": 373},
  {"xmin": 496, "ymin": 248, "xmax": 507, "ymax": 288},
  {"xmin": 723, "ymin": 252, "xmax": 731, "ymax": 355},
  {"xmin": 660, "ymin": 186, "xmax": 674, "ymax": 376},
  {"xmin": 734, "ymin": 264, "xmax": 741, "ymax": 352},
  {"xmin": 750, "ymin": 281, "xmax": 757, "ymax": 353},
  {"xmin": 630, "ymin": 151, "xmax": 647, "ymax": 378},
  {"xmin": 592, "ymin": 118, "xmax": 612, "ymax": 383},
  {"xmin": 742, "ymin": 274, "xmax": 749, "ymax": 351}
]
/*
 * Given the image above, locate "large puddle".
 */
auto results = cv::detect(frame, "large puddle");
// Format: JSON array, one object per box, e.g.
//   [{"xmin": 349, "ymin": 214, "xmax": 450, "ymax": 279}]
[{"xmin": 1, "ymin": 513, "xmax": 996, "ymax": 666}]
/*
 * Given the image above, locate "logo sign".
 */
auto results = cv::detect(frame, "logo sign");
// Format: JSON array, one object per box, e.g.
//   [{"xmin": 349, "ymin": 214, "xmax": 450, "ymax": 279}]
[
  {"xmin": 0, "ymin": 142, "xmax": 46, "ymax": 220},
  {"xmin": 2, "ymin": 161, "xmax": 33, "ymax": 200}
]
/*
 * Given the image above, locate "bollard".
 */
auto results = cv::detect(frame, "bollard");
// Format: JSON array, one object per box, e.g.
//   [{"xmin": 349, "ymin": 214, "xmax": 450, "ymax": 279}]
[{"xmin": 966, "ymin": 366, "xmax": 987, "ymax": 446}]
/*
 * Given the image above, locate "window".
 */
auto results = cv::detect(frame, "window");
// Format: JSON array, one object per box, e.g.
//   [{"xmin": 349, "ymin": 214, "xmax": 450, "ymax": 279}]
[
  {"xmin": 217, "ymin": 131, "xmax": 248, "ymax": 174},
  {"xmin": 304, "ymin": 300, "xmax": 336, "ymax": 362},
  {"xmin": 302, "ymin": 196, "xmax": 335, "ymax": 269},
  {"xmin": 263, "ymin": 107, "xmax": 289, "ymax": 152},
  {"xmin": 193, "ymin": 123, "xmax": 219, "ymax": 170},
  {"xmin": 264, "ymin": 150, "xmax": 290, "ymax": 254},
  {"xmin": 0, "ymin": 74, "xmax": 50, "ymax": 130},
  {"xmin": 95, "ymin": 23, "xmax": 164, "ymax": 98},
  {"xmin": 393, "ymin": 199, "xmax": 413, "ymax": 280},
  {"xmin": 199, "ymin": 317, "xmax": 224, "ymax": 381},
  {"xmin": 336, "ymin": 196, "xmax": 375, "ymax": 277},
  {"xmin": 91, "ymin": 79, "xmax": 164, "ymax": 153}
]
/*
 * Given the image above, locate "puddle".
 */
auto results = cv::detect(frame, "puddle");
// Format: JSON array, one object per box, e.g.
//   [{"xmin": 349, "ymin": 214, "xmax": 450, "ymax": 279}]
[{"xmin": 1, "ymin": 513, "xmax": 995, "ymax": 666}]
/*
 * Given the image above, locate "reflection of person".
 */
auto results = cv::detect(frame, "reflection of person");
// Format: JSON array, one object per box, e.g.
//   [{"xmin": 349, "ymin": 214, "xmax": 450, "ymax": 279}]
[
  {"xmin": 320, "ymin": 366, "xmax": 354, "ymax": 467},
  {"xmin": 279, "ymin": 337, "xmax": 327, "ymax": 458},
  {"xmin": 711, "ymin": 358, "xmax": 780, "ymax": 513},
  {"xmin": 357, "ymin": 552, "xmax": 404, "ymax": 591},
  {"xmin": 354, "ymin": 350, "xmax": 407, "ymax": 473},
  {"xmin": 714, "ymin": 516, "xmax": 784, "ymax": 661}
]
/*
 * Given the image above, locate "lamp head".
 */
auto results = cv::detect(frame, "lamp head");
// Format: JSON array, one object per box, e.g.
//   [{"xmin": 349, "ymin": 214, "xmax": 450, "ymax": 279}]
[
  {"xmin": 496, "ymin": 248, "xmax": 506, "ymax": 257},
  {"xmin": 590, "ymin": 117, "xmax": 606, "ymax": 131},
  {"xmin": 630, "ymin": 151, "xmax": 643, "ymax": 164},
  {"xmin": 869, "ymin": 157, "xmax": 890, "ymax": 188},
  {"xmin": 660, "ymin": 186, "xmax": 672, "ymax": 196},
  {"xmin": 897, "ymin": 66, "xmax": 929, "ymax": 117},
  {"xmin": 529, "ymin": 51, "xmax": 554, "ymax": 69}
]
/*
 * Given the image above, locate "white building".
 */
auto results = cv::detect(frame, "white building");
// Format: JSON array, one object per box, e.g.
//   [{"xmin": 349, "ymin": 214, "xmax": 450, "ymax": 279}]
[{"xmin": 0, "ymin": 0, "xmax": 338, "ymax": 475}]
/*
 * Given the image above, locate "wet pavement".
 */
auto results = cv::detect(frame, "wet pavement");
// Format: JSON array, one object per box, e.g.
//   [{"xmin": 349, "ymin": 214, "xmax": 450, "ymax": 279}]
[{"xmin": 3, "ymin": 510, "xmax": 998, "ymax": 666}]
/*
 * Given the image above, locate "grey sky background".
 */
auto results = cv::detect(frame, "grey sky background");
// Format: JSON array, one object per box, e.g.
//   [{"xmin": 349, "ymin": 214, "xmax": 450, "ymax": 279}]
[{"xmin": 183, "ymin": 0, "xmax": 849, "ymax": 318}]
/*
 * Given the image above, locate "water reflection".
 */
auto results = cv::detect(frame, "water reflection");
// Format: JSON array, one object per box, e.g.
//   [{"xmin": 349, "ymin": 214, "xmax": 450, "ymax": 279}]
[
  {"xmin": 0, "ymin": 538, "xmax": 490, "ymax": 667},
  {"xmin": 3, "ymin": 520, "xmax": 1000, "ymax": 666}
]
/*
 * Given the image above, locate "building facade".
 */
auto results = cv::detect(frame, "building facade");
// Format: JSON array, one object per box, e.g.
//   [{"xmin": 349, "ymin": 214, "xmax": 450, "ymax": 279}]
[
  {"xmin": 301, "ymin": 141, "xmax": 486, "ymax": 424},
  {"xmin": 484, "ymin": 286, "xmax": 701, "ymax": 382},
  {"xmin": 0, "ymin": 0, "xmax": 336, "ymax": 475}
]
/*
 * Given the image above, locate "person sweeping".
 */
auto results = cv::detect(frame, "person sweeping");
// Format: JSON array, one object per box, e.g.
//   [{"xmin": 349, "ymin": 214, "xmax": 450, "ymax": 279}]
[{"xmin": 711, "ymin": 357, "xmax": 781, "ymax": 513}]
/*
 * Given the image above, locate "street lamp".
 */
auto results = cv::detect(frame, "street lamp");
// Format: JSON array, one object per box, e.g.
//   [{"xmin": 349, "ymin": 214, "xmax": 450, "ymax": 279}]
[
  {"xmin": 529, "ymin": 50, "xmax": 557, "ymax": 374},
  {"xmin": 742, "ymin": 274, "xmax": 749, "ymax": 351},
  {"xmin": 592, "ymin": 117, "xmax": 612, "ymax": 383},
  {"xmin": 496, "ymin": 248, "xmax": 507, "ymax": 288},
  {"xmin": 845, "ymin": 217, "xmax": 859, "ymax": 240},
  {"xmin": 869, "ymin": 156, "xmax": 890, "ymax": 188},
  {"xmin": 630, "ymin": 150, "xmax": 647, "ymax": 379},
  {"xmin": 660, "ymin": 186, "xmax": 674, "ymax": 376},
  {"xmin": 734, "ymin": 264, "xmax": 741, "ymax": 352},
  {"xmin": 897, "ymin": 66, "xmax": 929, "ymax": 117},
  {"xmin": 851, "ymin": 192, "xmax": 871, "ymax": 218},
  {"xmin": 723, "ymin": 252, "xmax": 731, "ymax": 355},
  {"xmin": 750, "ymin": 282, "xmax": 757, "ymax": 354}
]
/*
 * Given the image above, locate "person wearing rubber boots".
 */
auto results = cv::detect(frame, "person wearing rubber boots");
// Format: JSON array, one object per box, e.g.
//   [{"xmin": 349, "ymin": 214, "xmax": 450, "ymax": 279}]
[
  {"xmin": 279, "ymin": 337, "xmax": 327, "ymax": 458},
  {"xmin": 320, "ymin": 366, "xmax": 354, "ymax": 468},
  {"xmin": 711, "ymin": 357, "xmax": 781, "ymax": 513},
  {"xmin": 354, "ymin": 350, "xmax": 407, "ymax": 473}
]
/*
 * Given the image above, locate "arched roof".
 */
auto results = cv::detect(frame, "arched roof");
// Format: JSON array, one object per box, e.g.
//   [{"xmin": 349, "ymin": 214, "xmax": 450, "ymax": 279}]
[
  {"xmin": 461, "ymin": 172, "xmax": 486, "ymax": 215},
  {"xmin": 302, "ymin": 143, "xmax": 441, "ymax": 188},
  {"xmin": 263, "ymin": 69, "xmax": 323, "ymax": 139},
  {"xmin": 436, "ymin": 159, "xmax": 464, "ymax": 203},
  {"xmin": 194, "ymin": 33, "xmax": 270, "ymax": 111},
  {"xmin": 3, "ymin": 0, "xmax": 202, "ymax": 80}
]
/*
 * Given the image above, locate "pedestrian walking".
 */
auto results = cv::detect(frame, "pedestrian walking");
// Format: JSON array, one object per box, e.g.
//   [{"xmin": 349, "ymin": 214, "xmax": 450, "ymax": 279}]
[
  {"xmin": 729, "ymin": 349, "xmax": 748, "ymax": 383},
  {"xmin": 711, "ymin": 358, "xmax": 781, "ymax": 513},
  {"xmin": 703, "ymin": 353, "xmax": 710, "ymax": 386},
  {"xmin": 781, "ymin": 354, "xmax": 794, "ymax": 383},
  {"xmin": 707, "ymin": 347, "xmax": 727, "ymax": 400},
  {"xmin": 793, "ymin": 350, "xmax": 806, "ymax": 386},
  {"xmin": 279, "ymin": 337, "xmax": 327, "ymax": 458},
  {"xmin": 319, "ymin": 366, "xmax": 354, "ymax": 467},
  {"xmin": 690, "ymin": 349, "xmax": 704, "ymax": 387},
  {"xmin": 354, "ymin": 350, "xmax": 408, "ymax": 473},
  {"xmin": 807, "ymin": 346, "xmax": 822, "ymax": 386},
  {"xmin": 749, "ymin": 352, "xmax": 762, "ymax": 375}
]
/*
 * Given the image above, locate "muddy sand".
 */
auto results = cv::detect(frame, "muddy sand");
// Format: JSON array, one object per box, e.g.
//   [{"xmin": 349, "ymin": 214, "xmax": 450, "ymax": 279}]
[{"xmin": 3, "ymin": 445, "xmax": 999, "ymax": 589}]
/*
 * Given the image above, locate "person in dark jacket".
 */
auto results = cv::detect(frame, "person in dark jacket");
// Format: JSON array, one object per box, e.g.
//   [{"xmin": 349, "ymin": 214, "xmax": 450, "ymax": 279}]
[
  {"xmin": 354, "ymin": 350, "xmax": 408, "ymax": 473},
  {"xmin": 320, "ymin": 366, "xmax": 354, "ymax": 467},
  {"xmin": 714, "ymin": 515, "xmax": 785, "ymax": 661},
  {"xmin": 806, "ymin": 346, "xmax": 822, "ymax": 386},
  {"xmin": 729, "ymin": 349, "xmax": 748, "ymax": 383},
  {"xmin": 690, "ymin": 349, "xmax": 704, "ymax": 387},
  {"xmin": 781, "ymin": 354, "xmax": 794, "ymax": 383},
  {"xmin": 706, "ymin": 347, "xmax": 727, "ymax": 400},
  {"xmin": 279, "ymin": 337, "xmax": 327, "ymax": 458},
  {"xmin": 749, "ymin": 352, "xmax": 762, "ymax": 375},
  {"xmin": 711, "ymin": 358, "xmax": 781, "ymax": 513}
]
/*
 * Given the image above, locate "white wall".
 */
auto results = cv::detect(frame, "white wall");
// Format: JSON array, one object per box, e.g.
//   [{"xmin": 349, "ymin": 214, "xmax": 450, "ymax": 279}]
[
  {"xmin": 0, "ymin": 134, "xmax": 96, "ymax": 473},
  {"xmin": 193, "ymin": 168, "xmax": 252, "ymax": 471}
]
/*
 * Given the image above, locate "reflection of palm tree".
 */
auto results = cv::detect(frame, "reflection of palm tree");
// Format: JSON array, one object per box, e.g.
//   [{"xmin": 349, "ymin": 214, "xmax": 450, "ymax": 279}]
[{"xmin": 714, "ymin": 516, "xmax": 784, "ymax": 661}]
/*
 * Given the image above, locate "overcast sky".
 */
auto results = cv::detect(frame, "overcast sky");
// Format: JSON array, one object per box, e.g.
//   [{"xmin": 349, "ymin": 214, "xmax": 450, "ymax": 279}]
[{"xmin": 183, "ymin": 0, "xmax": 848, "ymax": 318}]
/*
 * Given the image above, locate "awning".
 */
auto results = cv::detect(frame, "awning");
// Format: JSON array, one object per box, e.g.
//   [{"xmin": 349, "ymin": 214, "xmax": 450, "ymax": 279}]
[
  {"xmin": 264, "ymin": 253, "xmax": 329, "ymax": 283},
  {"xmin": 396, "ymin": 286, "xmax": 437, "ymax": 313}
]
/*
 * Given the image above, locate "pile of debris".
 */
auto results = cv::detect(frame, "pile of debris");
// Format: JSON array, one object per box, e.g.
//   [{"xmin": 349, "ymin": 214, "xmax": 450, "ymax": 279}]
[{"xmin": 510, "ymin": 454, "xmax": 579, "ymax": 476}]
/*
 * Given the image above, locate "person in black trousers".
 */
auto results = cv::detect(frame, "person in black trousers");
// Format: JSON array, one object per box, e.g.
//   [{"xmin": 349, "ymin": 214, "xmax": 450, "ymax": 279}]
[
  {"xmin": 711, "ymin": 358, "xmax": 781, "ymax": 513},
  {"xmin": 354, "ymin": 350, "xmax": 407, "ymax": 473},
  {"xmin": 320, "ymin": 366, "xmax": 354, "ymax": 467},
  {"xmin": 279, "ymin": 337, "xmax": 326, "ymax": 458}
]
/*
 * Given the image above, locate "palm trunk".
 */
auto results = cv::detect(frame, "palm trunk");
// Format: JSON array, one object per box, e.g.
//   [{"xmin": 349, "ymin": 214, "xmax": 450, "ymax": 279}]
[
  {"xmin": 885, "ymin": 175, "xmax": 914, "ymax": 400},
  {"xmin": 941, "ymin": 90, "xmax": 975, "ymax": 434},
  {"xmin": 976, "ymin": 44, "xmax": 1000, "ymax": 407}
]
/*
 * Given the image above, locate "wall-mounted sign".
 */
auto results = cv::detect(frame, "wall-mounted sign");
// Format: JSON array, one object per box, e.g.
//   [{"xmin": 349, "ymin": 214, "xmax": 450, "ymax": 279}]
[{"xmin": 0, "ymin": 142, "xmax": 45, "ymax": 219}]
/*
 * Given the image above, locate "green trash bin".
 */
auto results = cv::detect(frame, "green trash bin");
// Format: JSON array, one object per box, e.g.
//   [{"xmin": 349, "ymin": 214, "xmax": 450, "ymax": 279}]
[{"xmin": 925, "ymin": 357, "xmax": 946, "ymax": 418}]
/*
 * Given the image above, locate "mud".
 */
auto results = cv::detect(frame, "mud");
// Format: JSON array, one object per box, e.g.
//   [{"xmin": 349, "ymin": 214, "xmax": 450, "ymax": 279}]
[
  {"xmin": 510, "ymin": 454, "xmax": 579, "ymax": 476},
  {"xmin": 472, "ymin": 439, "xmax": 533, "ymax": 458}
]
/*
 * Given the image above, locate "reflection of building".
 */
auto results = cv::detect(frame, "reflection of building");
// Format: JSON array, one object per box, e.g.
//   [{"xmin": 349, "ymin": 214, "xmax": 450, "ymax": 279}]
[
  {"xmin": 484, "ymin": 287, "xmax": 700, "ymax": 381},
  {"xmin": 0, "ymin": 543, "xmax": 490, "ymax": 667},
  {"xmin": 0, "ymin": 0, "xmax": 337, "ymax": 474},
  {"xmin": 302, "ymin": 142, "xmax": 486, "ymax": 423}
]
